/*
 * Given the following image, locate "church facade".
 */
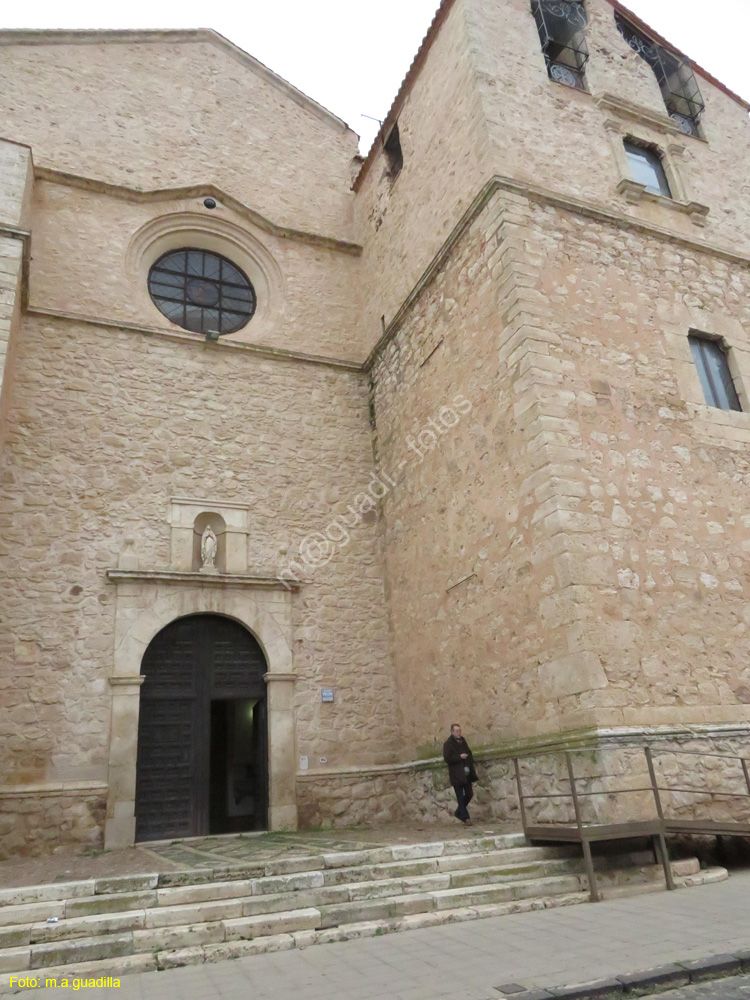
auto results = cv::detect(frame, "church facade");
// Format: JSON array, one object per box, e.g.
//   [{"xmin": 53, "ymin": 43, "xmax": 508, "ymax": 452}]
[{"xmin": 2, "ymin": 0, "xmax": 750, "ymax": 857}]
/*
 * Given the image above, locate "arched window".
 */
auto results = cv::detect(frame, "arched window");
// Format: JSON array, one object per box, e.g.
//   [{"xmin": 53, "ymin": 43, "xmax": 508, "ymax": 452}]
[{"xmin": 623, "ymin": 141, "xmax": 672, "ymax": 199}]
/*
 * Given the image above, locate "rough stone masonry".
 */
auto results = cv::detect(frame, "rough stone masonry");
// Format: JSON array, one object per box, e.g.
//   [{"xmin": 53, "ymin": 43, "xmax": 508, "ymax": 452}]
[{"xmin": 1, "ymin": 0, "xmax": 750, "ymax": 856}]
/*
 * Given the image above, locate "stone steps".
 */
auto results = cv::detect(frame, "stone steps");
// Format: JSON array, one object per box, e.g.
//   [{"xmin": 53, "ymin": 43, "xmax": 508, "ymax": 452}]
[
  {"xmin": 0, "ymin": 848, "xmax": 667, "ymax": 937},
  {"xmin": 0, "ymin": 833, "xmax": 533, "ymax": 913},
  {"xmin": 0, "ymin": 833, "xmax": 728, "ymax": 990}
]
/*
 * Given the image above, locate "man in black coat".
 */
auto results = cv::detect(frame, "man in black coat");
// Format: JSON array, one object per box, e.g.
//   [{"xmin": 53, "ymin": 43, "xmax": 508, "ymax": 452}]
[{"xmin": 443, "ymin": 723, "xmax": 477, "ymax": 826}]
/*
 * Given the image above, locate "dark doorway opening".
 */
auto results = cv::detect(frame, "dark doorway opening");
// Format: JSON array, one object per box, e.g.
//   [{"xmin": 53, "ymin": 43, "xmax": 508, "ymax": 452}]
[
  {"xmin": 135, "ymin": 614, "xmax": 268, "ymax": 842},
  {"xmin": 209, "ymin": 698, "xmax": 268, "ymax": 834}
]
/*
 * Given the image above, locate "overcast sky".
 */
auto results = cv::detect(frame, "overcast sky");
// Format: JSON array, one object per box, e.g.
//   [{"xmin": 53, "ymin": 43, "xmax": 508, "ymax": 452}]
[{"xmin": 3, "ymin": 0, "xmax": 749, "ymax": 153}]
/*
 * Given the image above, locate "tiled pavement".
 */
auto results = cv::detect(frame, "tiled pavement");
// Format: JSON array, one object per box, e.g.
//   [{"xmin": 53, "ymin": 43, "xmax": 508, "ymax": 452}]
[
  {"xmin": 0, "ymin": 823, "xmax": 517, "ymax": 889},
  {"xmin": 10, "ymin": 869, "xmax": 750, "ymax": 999},
  {"xmin": 0, "ymin": 821, "xmax": 518, "ymax": 889}
]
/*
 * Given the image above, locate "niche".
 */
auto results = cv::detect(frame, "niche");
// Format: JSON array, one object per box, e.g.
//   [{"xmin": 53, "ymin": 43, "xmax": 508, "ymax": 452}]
[{"xmin": 192, "ymin": 512, "xmax": 227, "ymax": 573}]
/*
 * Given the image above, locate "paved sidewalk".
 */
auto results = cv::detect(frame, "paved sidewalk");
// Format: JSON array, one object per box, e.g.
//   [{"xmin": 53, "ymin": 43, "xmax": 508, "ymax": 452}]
[{"xmin": 9, "ymin": 871, "xmax": 750, "ymax": 1000}]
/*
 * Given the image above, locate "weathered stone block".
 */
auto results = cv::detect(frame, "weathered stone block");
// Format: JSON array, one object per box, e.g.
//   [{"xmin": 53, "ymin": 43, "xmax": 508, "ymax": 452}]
[{"xmin": 29, "ymin": 932, "xmax": 134, "ymax": 969}]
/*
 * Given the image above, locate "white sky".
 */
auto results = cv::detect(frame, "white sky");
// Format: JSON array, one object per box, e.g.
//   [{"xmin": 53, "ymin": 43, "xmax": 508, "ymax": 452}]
[{"xmin": 3, "ymin": 0, "xmax": 749, "ymax": 153}]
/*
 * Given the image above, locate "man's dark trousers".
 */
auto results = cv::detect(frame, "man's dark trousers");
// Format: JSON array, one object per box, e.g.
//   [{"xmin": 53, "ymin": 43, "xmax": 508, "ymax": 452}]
[{"xmin": 452, "ymin": 782, "xmax": 473, "ymax": 822}]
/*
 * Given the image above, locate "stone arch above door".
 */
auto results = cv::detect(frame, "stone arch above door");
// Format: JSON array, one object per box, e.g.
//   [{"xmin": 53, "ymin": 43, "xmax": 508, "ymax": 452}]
[
  {"xmin": 113, "ymin": 587, "xmax": 292, "ymax": 679},
  {"xmin": 104, "ymin": 580, "xmax": 296, "ymax": 848}
]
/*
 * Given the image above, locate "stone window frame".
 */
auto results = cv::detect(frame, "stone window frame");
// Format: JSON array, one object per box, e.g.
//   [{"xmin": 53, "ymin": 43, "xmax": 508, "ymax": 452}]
[
  {"xmin": 126, "ymin": 212, "xmax": 285, "ymax": 346},
  {"xmin": 661, "ymin": 306, "xmax": 750, "ymax": 446},
  {"xmin": 603, "ymin": 114, "xmax": 709, "ymax": 227}
]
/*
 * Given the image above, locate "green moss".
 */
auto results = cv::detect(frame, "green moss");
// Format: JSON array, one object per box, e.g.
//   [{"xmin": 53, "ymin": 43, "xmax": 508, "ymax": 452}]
[
  {"xmin": 414, "ymin": 727, "xmax": 606, "ymax": 768},
  {"xmin": 415, "ymin": 741, "xmax": 444, "ymax": 761}
]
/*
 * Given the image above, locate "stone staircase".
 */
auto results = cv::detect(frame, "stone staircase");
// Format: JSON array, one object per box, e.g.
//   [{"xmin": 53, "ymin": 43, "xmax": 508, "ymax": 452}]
[{"xmin": 0, "ymin": 832, "xmax": 727, "ymax": 990}]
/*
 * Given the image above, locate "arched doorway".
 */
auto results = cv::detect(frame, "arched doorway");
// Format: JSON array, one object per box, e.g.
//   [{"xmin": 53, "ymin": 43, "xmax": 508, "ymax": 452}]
[{"xmin": 135, "ymin": 614, "xmax": 268, "ymax": 842}]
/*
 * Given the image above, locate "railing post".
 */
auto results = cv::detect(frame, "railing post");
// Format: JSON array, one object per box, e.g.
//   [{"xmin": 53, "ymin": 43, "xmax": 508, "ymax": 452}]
[
  {"xmin": 513, "ymin": 758, "xmax": 529, "ymax": 836},
  {"xmin": 741, "ymin": 758, "xmax": 750, "ymax": 800},
  {"xmin": 741, "ymin": 758, "xmax": 750, "ymax": 826},
  {"xmin": 645, "ymin": 746, "xmax": 675, "ymax": 890},
  {"xmin": 566, "ymin": 751, "xmax": 599, "ymax": 902},
  {"xmin": 645, "ymin": 746, "xmax": 665, "ymax": 820}
]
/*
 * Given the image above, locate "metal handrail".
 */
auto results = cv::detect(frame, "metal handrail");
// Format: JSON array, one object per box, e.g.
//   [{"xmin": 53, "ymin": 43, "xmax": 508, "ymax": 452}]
[
  {"xmin": 513, "ymin": 749, "xmax": 674, "ymax": 901},
  {"xmin": 649, "ymin": 748, "xmax": 750, "ymax": 763},
  {"xmin": 518, "ymin": 787, "xmax": 655, "ymax": 800},
  {"xmin": 653, "ymin": 788, "xmax": 750, "ymax": 798},
  {"xmin": 511, "ymin": 743, "xmax": 750, "ymax": 904},
  {"xmin": 513, "ymin": 745, "xmax": 750, "ymax": 830}
]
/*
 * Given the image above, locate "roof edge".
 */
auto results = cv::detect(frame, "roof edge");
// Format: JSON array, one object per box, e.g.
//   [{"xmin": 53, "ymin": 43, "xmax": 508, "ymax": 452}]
[
  {"xmin": 0, "ymin": 27, "xmax": 355, "ymax": 133},
  {"xmin": 353, "ymin": 0, "xmax": 750, "ymax": 192},
  {"xmin": 352, "ymin": 0, "xmax": 456, "ymax": 193}
]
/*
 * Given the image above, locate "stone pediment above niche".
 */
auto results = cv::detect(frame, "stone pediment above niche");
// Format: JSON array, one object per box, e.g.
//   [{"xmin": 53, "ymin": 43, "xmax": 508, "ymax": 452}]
[
  {"xmin": 595, "ymin": 92, "xmax": 681, "ymax": 136},
  {"xmin": 168, "ymin": 496, "xmax": 250, "ymax": 575}
]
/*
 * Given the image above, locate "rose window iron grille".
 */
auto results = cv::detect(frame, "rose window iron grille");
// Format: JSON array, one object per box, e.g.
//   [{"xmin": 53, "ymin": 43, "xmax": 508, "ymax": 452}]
[
  {"xmin": 532, "ymin": 0, "xmax": 590, "ymax": 90},
  {"xmin": 148, "ymin": 248, "xmax": 257, "ymax": 335},
  {"xmin": 615, "ymin": 13, "xmax": 704, "ymax": 136}
]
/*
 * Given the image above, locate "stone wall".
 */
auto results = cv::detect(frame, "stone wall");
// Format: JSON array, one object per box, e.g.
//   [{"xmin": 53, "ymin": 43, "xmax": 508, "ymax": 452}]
[
  {"xmin": 472, "ymin": 0, "xmax": 750, "ymax": 249},
  {"xmin": 0, "ymin": 788, "xmax": 106, "ymax": 860},
  {"xmin": 354, "ymin": 0, "xmax": 491, "ymax": 344},
  {"xmin": 0, "ymin": 33, "xmax": 358, "ymax": 242},
  {"xmin": 297, "ymin": 732, "xmax": 750, "ymax": 832},
  {"xmin": 28, "ymin": 181, "xmax": 364, "ymax": 362},
  {"xmin": 357, "ymin": 0, "xmax": 750, "ymax": 355},
  {"xmin": 0, "ymin": 314, "xmax": 398, "ymax": 816},
  {"xmin": 369, "ymin": 171, "xmax": 750, "ymax": 759},
  {"xmin": 520, "ymin": 197, "xmax": 750, "ymax": 730},
  {"xmin": 4, "ymin": 5, "xmax": 750, "ymax": 854},
  {"xmin": 369, "ymin": 185, "xmax": 587, "ymax": 753},
  {"xmin": 0, "ymin": 139, "xmax": 32, "ymax": 453},
  {"xmin": 297, "ymin": 758, "xmax": 520, "ymax": 830}
]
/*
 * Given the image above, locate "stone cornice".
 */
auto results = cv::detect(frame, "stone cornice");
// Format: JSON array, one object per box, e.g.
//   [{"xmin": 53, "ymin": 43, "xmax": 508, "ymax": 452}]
[
  {"xmin": 296, "ymin": 723, "xmax": 750, "ymax": 781},
  {"xmin": 34, "ymin": 166, "xmax": 362, "ymax": 257},
  {"xmin": 595, "ymin": 92, "xmax": 680, "ymax": 135},
  {"xmin": 364, "ymin": 173, "xmax": 750, "ymax": 372},
  {"xmin": 24, "ymin": 178, "xmax": 750, "ymax": 380},
  {"xmin": 26, "ymin": 307, "xmax": 362, "ymax": 372},
  {"xmin": 170, "ymin": 496, "xmax": 251, "ymax": 511},
  {"xmin": 0, "ymin": 29, "xmax": 351, "ymax": 132},
  {"xmin": 106, "ymin": 569, "xmax": 303, "ymax": 590},
  {"xmin": 0, "ymin": 781, "xmax": 108, "ymax": 799}
]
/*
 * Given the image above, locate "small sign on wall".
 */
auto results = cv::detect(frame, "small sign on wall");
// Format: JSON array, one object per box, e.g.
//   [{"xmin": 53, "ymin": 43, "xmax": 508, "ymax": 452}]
[{"xmin": 321, "ymin": 688, "xmax": 335, "ymax": 703}]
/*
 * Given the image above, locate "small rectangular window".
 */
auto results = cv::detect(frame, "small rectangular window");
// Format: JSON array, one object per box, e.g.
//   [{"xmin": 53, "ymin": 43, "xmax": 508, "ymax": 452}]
[
  {"xmin": 531, "ymin": 0, "xmax": 589, "ymax": 90},
  {"xmin": 383, "ymin": 124, "xmax": 403, "ymax": 179},
  {"xmin": 624, "ymin": 142, "xmax": 672, "ymax": 198},
  {"xmin": 689, "ymin": 335, "xmax": 742, "ymax": 411}
]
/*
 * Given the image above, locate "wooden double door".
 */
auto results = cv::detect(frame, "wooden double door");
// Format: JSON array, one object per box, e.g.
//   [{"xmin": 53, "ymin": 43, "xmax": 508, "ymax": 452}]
[{"xmin": 135, "ymin": 614, "xmax": 268, "ymax": 842}]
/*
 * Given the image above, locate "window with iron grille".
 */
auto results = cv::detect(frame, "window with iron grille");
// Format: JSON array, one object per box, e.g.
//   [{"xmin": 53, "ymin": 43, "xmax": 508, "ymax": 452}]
[
  {"xmin": 148, "ymin": 248, "xmax": 256, "ymax": 335},
  {"xmin": 689, "ymin": 335, "xmax": 742, "ymax": 411},
  {"xmin": 623, "ymin": 141, "xmax": 672, "ymax": 198},
  {"xmin": 615, "ymin": 12, "xmax": 704, "ymax": 136},
  {"xmin": 531, "ymin": 0, "xmax": 589, "ymax": 91}
]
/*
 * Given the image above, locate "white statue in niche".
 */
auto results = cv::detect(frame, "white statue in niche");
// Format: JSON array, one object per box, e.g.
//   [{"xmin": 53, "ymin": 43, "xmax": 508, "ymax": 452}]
[{"xmin": 200, "ymin": 525, "xmax": 219, "ymax": 572}]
